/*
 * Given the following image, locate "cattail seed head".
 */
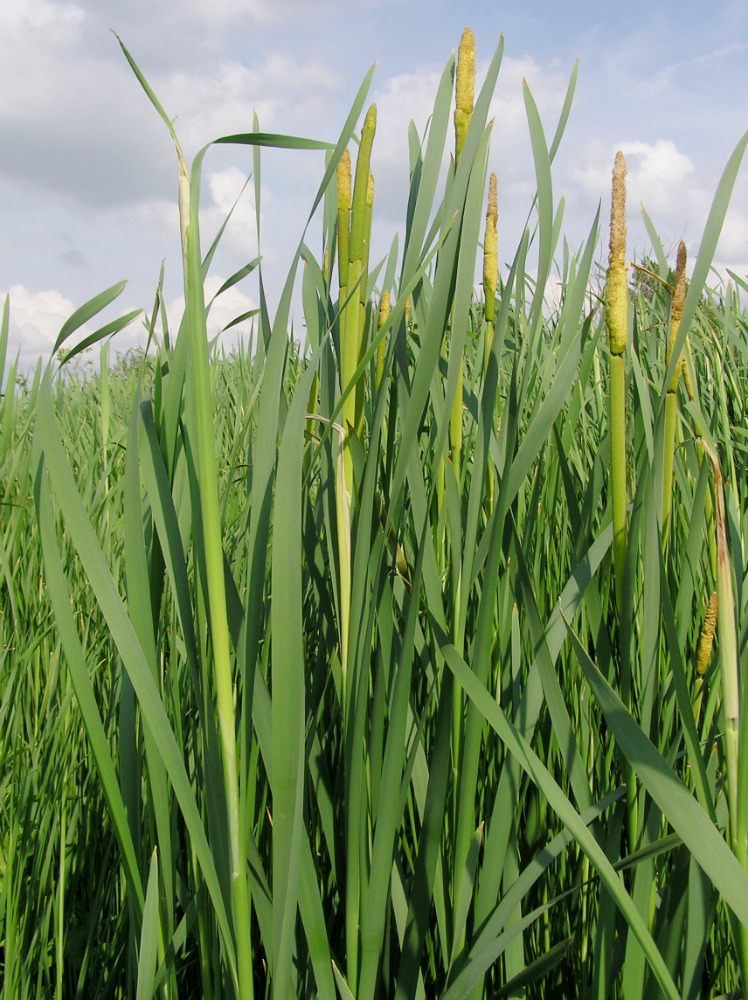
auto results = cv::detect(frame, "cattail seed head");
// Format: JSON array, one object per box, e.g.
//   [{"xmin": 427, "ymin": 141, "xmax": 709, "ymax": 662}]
[
  {"xmin": 696, "ymin": 590, "xmax": 718, "ymax": 676},
  {"xmin": 378, "ymin": 289, "xmax": 390, "ymax": 327},
  {"xmin": 454, "ymin": 27, "xmax": 475, "ymax": 165},
  {"xmin": 666, "ymin": 239, "xmax": 687, "ymax": 370},
  {"xmin": 671, "ymin": 240, "xmax": 687, "ymax": 324},
  {"xmin": 337, "ymin": 149, "xmax": 351, "ymax": 291},
  {"xmin": 604, "ymin": 151, "xmax": 628, "ymax": 357},
  {"xmin": 375, "ymin": 290, "xmax": 390, "ymax": 390},
  {"xmin": 666, "ymin": 241, "xmax": 687, "ymax": 392},
  {"xmin": 483, "ymin": 172, "xmax": 498, "ymax": 323},
  {"xmin": 336, "ymin": 148, "xmax": 351, "ymax": 213},
  {"xmin": 349, "ymin": 105, "xmax": 377, "ymax": 262}
]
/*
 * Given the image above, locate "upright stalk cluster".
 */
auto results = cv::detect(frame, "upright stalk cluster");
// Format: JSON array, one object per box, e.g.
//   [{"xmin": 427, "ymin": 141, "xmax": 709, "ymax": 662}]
[
  {"xmin": 705, "ymin": 440, "xmax": 748, "ymax": 983},
  {"xmin": 604, "ymin": 151, "xmax": 628, "ymax": 618},
  {"xmin": 339, "ymin": 104, "xmax": 377, "ymax": 483},
  {"xmin": 177, "ymin": 150, "xmax": 253, "ymax": 1000},
  {"xmin": 335, "ymin": 106, "xmax": 376, "ymax": 710}
]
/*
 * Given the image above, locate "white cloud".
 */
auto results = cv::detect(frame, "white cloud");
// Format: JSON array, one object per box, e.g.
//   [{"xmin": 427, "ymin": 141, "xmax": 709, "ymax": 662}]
[
  {"xmin": 205, "ymin": 167, "xmax": 262, "ymax": 259},
  {"xmin": 371, "ymin": 68, "xmax": 444, "ymax": 169},
  {"xmin": 158, "ymin": 54, "xmax": 345, "ymax": 156},
  {"xmin": 366, "ymin": 52, "xmax": 571, "ymax": 231},
  {"xmin": 136, "ymin": 198, "xmax": 180, "ymax": 237},
  {"xmin": 565, "ymin": 138, "xmax": 703, "ymax": 244},
  {"xmin": 1, "ymin": 0, "xmax": 83, "ymax": 34},
  {"xmin": 620, "ymin": 140, "xmax": 697, "ymax": 216},
  {"xmin": 716, "ymin": 208, "xmax": 748, "ymax": 265},
  {"xmin": 1, "ymin": 274, "xmax": 259, "ymax": 370},
  {"xmin": 2, "ymin": 284, "xmax": 77, "ymax": 367},
  {"xmin": 190, "ymin": 0, "xmax": 413, "ymax": 25},
  {"xmin": 166, "ymin": 275, "xmax": 258, "ymax": 354}
]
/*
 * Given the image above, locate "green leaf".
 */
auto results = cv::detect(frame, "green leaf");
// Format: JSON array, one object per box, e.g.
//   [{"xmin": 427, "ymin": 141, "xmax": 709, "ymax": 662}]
[
  {"xmin": 53, "ymin": 280, "xmax": 129, "ymax": 355},
  {"xmin": 136, "ymin": 848, "xmax": 160, "ymax": 1000},
  {"xmin": 440, "ymin": 635, "xmax": 682, "ymax": 1000},
  {"xmin": 564, "ymin": 619, "xmax": 748, "ymax": 929}
]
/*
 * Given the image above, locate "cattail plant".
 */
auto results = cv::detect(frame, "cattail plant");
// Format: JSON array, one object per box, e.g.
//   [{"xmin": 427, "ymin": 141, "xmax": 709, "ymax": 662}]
[
  {"xmin": 171, "ymin": 95, "xmax": 256, "ymax": 1000},
  {"xmin": 343, "ymin": 109, "xmax": 376, "ymax": 436},
  {"xmin": 705, "ymin": 438, "xmax": 748, "ymax": 985},
  {"xmin": 454, "ymin": 26, "xmax": 475, "ymax": 164},
  {"xmin": 482, "ymin": 170, "xmax": 498, "ymax": 375},
  {"xmin": 337, "ymin": 147, "xmax": 352, "ymax": 449},
  {"xmin": 604, "ymin": 150, "xmax": 628, "ymax": 618},
  {"xmin": 662, "ymin": 240, "xmax": 687, "ymax": 543},
  {"xmin": 375, "ymin": 288, "xmax": 390, "ymax": 390},
  {"xmin": 693, "ymin": 589, "xmax": 717, "ymax": 724},
  {"xmin": 334, "ymin": 110, "xmax": 375, "ymax": 717},
  {"xmin": 356, "ymin": 171, "xmax": 375, "ymax": 436},
  {"xmin": 449, "ymin": 26, "xmax": 475, "ymax": 479}
]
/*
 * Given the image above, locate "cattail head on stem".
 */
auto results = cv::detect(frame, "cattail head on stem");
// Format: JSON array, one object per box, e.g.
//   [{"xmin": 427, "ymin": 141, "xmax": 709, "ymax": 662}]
[
  {"xmin": 336, "ymin": 149, "xmax": 351, "ymax": 292},
  {"xmin": 667, "ymin": 240, "xmax": 687, "ymax": 366},
  {"xmin": 696, "ymin": 590, "xmax": 718, "ymax": 677},
  {"xmin": 454, "ymin": 27, "xmax": 475, "ymax": 165},
  {"xmin": 604, "ymin": 151, "xmax": 628, "ymax": 357},
  {"xmin": 483, "ymin": 172, "xmax": 498, "ymax": 321}
]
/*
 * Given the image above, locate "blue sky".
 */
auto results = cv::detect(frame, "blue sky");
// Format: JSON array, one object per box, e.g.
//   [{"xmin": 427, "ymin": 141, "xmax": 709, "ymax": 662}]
[{"xmin": 1, "ymin": 0, "xmax": 746, "ymax": 366}]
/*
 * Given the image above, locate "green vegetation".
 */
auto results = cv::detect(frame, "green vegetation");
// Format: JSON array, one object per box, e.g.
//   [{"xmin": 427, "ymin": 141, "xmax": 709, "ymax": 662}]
[{"xmin": 2, "ymin": 29, "xmax": 748, "ymax": 999}]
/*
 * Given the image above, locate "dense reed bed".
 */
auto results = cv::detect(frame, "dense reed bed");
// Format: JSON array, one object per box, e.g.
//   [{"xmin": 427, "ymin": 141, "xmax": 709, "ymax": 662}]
[{"xmin": 2, "ymin": 28, "xmax": 748, "ymax": 1000}]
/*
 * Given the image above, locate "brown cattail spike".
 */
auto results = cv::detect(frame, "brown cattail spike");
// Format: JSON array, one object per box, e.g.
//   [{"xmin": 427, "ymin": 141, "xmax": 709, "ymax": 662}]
[
  {"xmin": 483, "ymin": 172, "xmax": 498, "ymax": 320},
  {"xmin": 668, "ymin": 241, "xmax": 687, "ymax": 358},
  {"xmin": 336, "ymin": 149, "xmax": 351, "ymax": 294},
  {"xmin": 696, "ymin": 590, "xmax": 718, "ymax": 676},
  {"xmin": 375, "ymin": 290, "xmax": 390, "ymax": 390},
  {"xmin": 454, "ymin": 27, "xmax": 475, "ymax": 165},
  {"xmin": 483, "ymin": 171, "xmax": 498, "ymax": 371},
  {"xmin": 604, "ymin": 151, "xmax": 628, "ymax": 357}
]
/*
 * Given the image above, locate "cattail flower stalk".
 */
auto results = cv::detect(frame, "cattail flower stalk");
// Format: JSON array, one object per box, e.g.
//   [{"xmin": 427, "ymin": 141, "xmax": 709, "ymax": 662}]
[
  {"xmin": 483, "ymin": 171, "xmax": 498, "ymax": 374},
  {"xmin": 604, "ymin": 152, "xmax": 638, "ymax": 853},
  {"xmin": 693, "ymin": 590, "xmax": 717, "ymax": 725},
  {"xmin": 454, "ymin": 27, "xmax": 475, "ymax": 166},
  {"xmin": 340, "ymin": 105, "xmax": 376, "ymax": 492},
  {"xmin": 483, "ymin": 172, "xmax": 498, "ymax": 501},
  {"xmin": 449, "ymin": 27, "xmax": 475, "ymax": 479},
  {"xmin": 604, "ymin": 151, "xmax": 628, "ymax": 618},
  {"xmin": 662, "ymin": 240, "xmax": 687, "ymax": 543},
  {"xmin": 375, "ymin": 290, "xmax": 390, "ymax": 390}
]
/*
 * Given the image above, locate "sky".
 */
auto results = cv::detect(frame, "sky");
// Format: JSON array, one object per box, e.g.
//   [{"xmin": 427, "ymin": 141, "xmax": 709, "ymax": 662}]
[{"xmin": 1, "ymin": 0, "xmax": 746, "ymax": 368}]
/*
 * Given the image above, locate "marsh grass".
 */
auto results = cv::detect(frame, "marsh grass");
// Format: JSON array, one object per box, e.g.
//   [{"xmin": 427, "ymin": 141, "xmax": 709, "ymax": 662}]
[{"xmin": 1, "ymin": 27, "xmax": 748, "ymax": 1000}]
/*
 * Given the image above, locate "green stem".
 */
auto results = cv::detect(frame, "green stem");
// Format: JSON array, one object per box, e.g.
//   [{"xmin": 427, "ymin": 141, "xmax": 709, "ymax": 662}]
[
  {"xmin": 609, "ymin": 353, "xmax": 627, "ymax": 618},
  {"xmin": 661, "ymin": 389, "xmax": 677, "ymax": 545},
  {"xmin": 179, "ymin": 156, "xmax": 253, "ymax": 1000}
]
